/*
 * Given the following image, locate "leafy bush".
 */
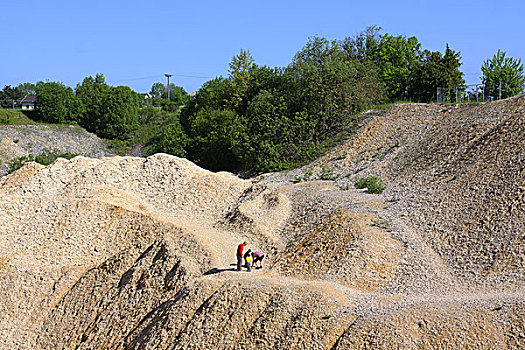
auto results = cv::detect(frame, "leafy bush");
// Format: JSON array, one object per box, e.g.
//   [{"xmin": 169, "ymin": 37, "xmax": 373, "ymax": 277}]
[
  {"xmin": 35, "ymin": 82, "xmax": 83, "ymax": 123},
  {"xmin": 482, "ymin": 50, "xmax": 525, "ymax": 99},
  {"xmin": 7, "ymin": 155, "xmax": 33, "ymax": 174},
  {"xmin": 8, "ymin": 150, "xmax": 78, "ymax": 174},
  {"xmin": 355, "ymin": 176, "xmax": 385, "ymax": 194},
  {"xmin": 0, "ymin": 110, "xmax": 11, "ymax": 124},
  {"xmin": 187, "ymin": 109, "xmax": 242, "ymax": 171},
  {"xmin": 148, "ymin": 121, "xmax": 188, "ymax": 158},
  {"xmin": 76, "ymin": 74, "xmax": 140, "ymax": 140},
  {"xmin": 319, "ymin": 164, "xmax": 337, "ymax": 180}
]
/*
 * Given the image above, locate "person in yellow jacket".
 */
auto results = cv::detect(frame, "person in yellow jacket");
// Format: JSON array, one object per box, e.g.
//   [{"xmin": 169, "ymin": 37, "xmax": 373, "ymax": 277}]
[{"xmin": 243, "ymin": 249, "xmax": 253, "ymax": 272}]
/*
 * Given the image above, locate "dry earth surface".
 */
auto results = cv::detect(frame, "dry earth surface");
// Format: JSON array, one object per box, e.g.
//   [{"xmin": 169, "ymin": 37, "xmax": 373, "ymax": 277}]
[{"xmin": 1, "ymin": 96, "xmax": 525, "ymax": 349}]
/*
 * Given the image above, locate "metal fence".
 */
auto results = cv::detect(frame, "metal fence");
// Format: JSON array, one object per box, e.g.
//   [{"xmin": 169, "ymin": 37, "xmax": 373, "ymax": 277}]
[
  {"xmin": 437, "ymin": 84, "xmax": 489, "ymax": 103},
  {"xmin": 0, "ymin": 99, "xmax": 21, "ymax": 109}
]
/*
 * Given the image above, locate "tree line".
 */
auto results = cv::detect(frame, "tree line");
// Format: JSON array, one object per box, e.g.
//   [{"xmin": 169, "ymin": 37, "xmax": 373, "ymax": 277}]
[{"xmin": 2, "ymin": 27, "xmax": 524, "ymax": 173}]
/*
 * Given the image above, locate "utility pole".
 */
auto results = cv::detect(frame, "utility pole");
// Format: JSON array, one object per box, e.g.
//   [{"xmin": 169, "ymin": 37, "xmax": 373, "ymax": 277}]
[
  {"xmin": 165, "ymin": 74, "xmax": 173, "ymax": 101},
  {"xmin": 498, "ymin": 80, "xmax": 502, "ymax": 100}
]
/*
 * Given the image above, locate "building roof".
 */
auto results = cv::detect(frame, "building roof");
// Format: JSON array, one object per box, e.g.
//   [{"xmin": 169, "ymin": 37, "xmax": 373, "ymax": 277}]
[{"xmin": 21, "ymin": 95, "xmax": 37, "ymax": 103}]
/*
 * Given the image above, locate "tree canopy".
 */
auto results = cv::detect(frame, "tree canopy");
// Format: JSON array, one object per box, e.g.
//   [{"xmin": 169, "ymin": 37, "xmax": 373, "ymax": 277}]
[
  {"xmin": 76, "ymin": 74, "xmax": 140, "ymax": 139},
  {"xmin": 35, "ymin": 82, "xmax": 83, "ymax": 123},
  {"xmin": 408, "ymin": 44, "xmax": 465, "ymax": 102},
  {"xmin": 482, "ymin": 50, "xmax": 525, "ymax": 99}
]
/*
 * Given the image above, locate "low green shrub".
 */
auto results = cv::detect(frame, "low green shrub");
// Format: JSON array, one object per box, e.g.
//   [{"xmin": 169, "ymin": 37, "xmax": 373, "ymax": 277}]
[
  {"xmin": 0, "ymin": 110, "xmax": 11, "ymax": 124},
  {"xmin": 319, "ymin": 164, "xmax": 337, "ymax": 180},
  {"xmin": 355, "ymin": 176, "xmax": 385, "ymax": 194},
  {"xmin": 8, "ymin": 150, "xmax": 78, "ymax": 174}
]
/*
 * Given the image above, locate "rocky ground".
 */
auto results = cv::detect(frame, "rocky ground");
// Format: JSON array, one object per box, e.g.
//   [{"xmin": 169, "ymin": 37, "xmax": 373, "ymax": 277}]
[
  {"xmin": 0, "ymin": 124, "xmax": 113, "ymax": 176},
  {"xmin": 1, "ymin": 96, "xmax": 524, "ymax": 349}
]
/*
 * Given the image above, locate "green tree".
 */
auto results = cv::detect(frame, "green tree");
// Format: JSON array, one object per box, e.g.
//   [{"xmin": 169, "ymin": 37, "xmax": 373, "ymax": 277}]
[
  {"xmin": 0, "ymin": 85, "xmax": 24, "ymax": 108},
  {"xmin": 148, "ymin": 121, "xmax": 188, "ymax": 157},
  {"xmin": 180, "ymin": 77, "xmax": 232, "ymax": 130},
  {"xmin": 150, "ymin": 82, "xmax": 189, "ymax": 108},
  {"xmin": 187, "ymin": 109, "xmax": 242, "ymax": 171},
  {"xmin": 98, "ymin": 86, "xmax": 140, "ymax": 139},
  {"xmin": 149, "ymin": 82, "xmax": 165, "ymax": 99},
  {"xmin": 341, "ymin": 25, "xmax": 381, "ymax": 62},
  {"xmin": 291, "ymin": 36, "xmax": 383, "ymax": 139},
  {"xmin": 233, "ymin": 89, "xmax": 314, "ymax": 171},
  {"xmin": 76, "ymin": 74, "xmax": 140, "ymax": 139},
  {"xmin": 76, "ymin": 73, "xmax": 109, "ymax": 130},
  {"xmin": 159, "ymin": 98, "xmax": 179, "ymax": 112},
  {"xmin": 408, "ymin": 44, "xmax": 465, "ymax": 102},
  {"xmin": 35, "ymin": 82, "xmax": 83, "ymax": 123},
  {"xmin": 18, "ymin": 82, "xmax": 37, "ymax": 96},
  {"xmin": 228, "ymin": 49, "xmax": 256, "ymax": 110},
  {"xmin": 167, "ymin": 85, "xmax": 190, "ymax": 105},
  {"xmin": 372, "ymin": 33, "xmax": 421, "ymax": 100},
  {"xmin": 343, "ymin": 29, "xmax": 422, "ymax": 101},
  {"xmin": 482, "ymin": 50, "xmax": 525, "ymax": 99}
]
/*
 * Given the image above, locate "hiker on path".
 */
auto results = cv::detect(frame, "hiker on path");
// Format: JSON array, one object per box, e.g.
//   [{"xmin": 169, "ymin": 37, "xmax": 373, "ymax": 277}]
[
  {"xmin": 236, "ymin": 242, "xmax": 247, "ymax": 271},
  {"xmin": 252, "ymin": 251, "xmax": 265, "ymax": 268},
  {"xmin": 244, "ymin": 249, "xmax": 253, "ymax": 272}
]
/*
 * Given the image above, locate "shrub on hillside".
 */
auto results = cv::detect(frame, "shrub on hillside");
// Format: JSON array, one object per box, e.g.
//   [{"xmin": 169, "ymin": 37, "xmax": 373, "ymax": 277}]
[
  {"xmin": 0, "ymin": 110, "xmax": 11, "ymax": 124},
  {"xmin": 148, "ymin": 121, "xmax": 188, "ymax": 158},
  {"xmin": 8, "ymin": 150, "xmax": 78, "ymax": 174},
  {"xmin": 355, "ymin": 176, "xmax": 385, "ymax": 194}
]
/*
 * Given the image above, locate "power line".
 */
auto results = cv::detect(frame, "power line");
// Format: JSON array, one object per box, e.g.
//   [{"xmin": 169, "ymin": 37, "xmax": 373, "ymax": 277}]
[
  {"xmin": 108, "ymin": 73, "xmax": 213, "ymax": 85},
  {"xmin": 171, "ymin": 74, "xmax": 214, "ymax": 79},
  {"xmin": 109, "ymin": 75, "xmax": 164, "ymax": 84}
]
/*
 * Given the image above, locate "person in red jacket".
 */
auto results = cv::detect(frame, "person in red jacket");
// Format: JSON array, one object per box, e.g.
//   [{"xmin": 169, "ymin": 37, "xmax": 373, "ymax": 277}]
[{"xmin": 236, "ymin": 242, "xmax": 247, "ymax": 271}]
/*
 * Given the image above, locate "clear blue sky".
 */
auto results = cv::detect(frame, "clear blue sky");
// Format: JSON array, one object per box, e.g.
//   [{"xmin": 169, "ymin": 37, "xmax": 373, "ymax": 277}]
[{"xmin": 2, "ymin": 0, "xmax": 523, "ymax": 93}]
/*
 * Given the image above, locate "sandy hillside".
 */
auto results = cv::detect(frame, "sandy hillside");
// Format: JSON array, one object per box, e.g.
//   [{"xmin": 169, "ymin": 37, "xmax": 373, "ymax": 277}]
[{"xmin": 1, "ymin": 96, "xmax": 525, "ymax": 349}]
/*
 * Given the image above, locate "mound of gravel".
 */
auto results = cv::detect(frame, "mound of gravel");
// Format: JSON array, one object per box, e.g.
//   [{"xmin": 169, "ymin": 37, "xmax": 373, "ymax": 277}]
[{"xmin": 0, "ymin": 124, "xmax": 113, "ymax": 176}]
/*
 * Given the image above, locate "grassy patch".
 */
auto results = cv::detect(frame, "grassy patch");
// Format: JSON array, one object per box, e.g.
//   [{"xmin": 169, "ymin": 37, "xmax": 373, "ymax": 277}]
[
  {"xmin": 0, "ymin": 110, "xmax": 83, "ymax": 131},
  {"xmin": 368, "ymin": 100, "xmax": 413, "ymax": 111},
  {"xmin": 0, "ymin": 110, "xmax": 38, "ymax": 125},
  {"xmin": 104, "ymin": 138, "xmax": 131, "ymax": 156},
  {"xmin": 292, "ymin": 167, "xmax": 313, "ymax": 183}
]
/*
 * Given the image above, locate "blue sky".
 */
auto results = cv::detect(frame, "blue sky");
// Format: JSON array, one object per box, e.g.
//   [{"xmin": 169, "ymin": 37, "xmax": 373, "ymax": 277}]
[{"xmin": 2, "ymin": 0, "xmax": 523, "ymax": 93}]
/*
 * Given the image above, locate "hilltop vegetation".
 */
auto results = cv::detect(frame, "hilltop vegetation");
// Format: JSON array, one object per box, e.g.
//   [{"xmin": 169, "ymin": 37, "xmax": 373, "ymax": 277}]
[
  {"xmin": 161, "ymin": 28, "xmax": 466, "ymax": 172},
  {"xmin": 2, "ymin": 26, "xmax": 524, "ymax": 174}
]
